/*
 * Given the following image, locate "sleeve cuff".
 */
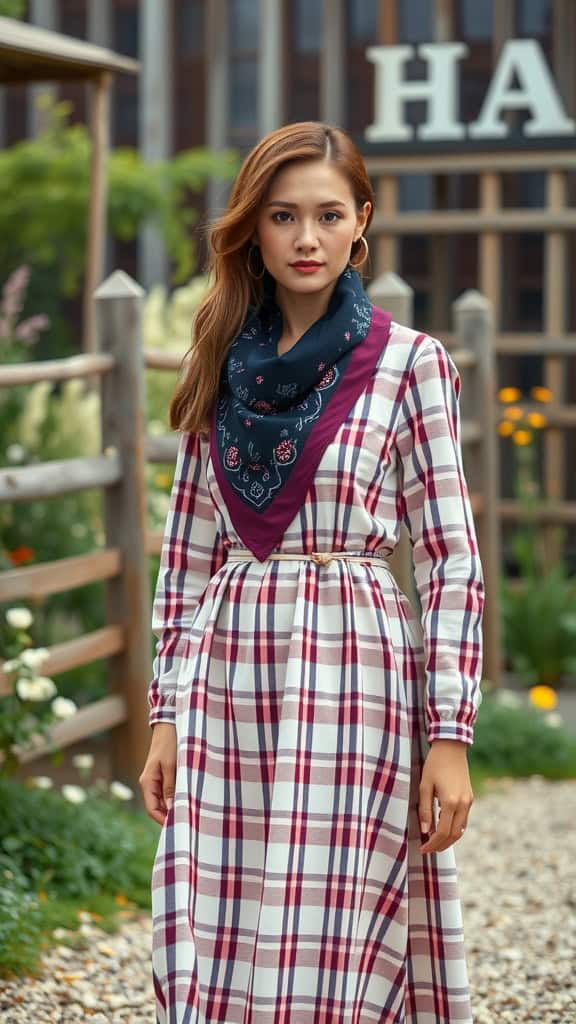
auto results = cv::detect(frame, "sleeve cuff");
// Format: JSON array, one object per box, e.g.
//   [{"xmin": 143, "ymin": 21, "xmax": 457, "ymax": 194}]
[
  {"xmin": 149, "ymin": 692, "xmax": 177, "ymax": 727},
  {"xmin": 427, "ymin": 719, "xmax": 474, "ymax": 745}
]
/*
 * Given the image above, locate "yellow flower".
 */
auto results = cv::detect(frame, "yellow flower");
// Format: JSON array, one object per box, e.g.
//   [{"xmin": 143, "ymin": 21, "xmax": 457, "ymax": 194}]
[
  {"xmin": 529, "ymin": 685, "xmax": 558, "ymax": 710},
  {"xmin": 498, "ymin": 421, "xmax": 515, "ymax": 437},
  {"xmin": 498, "ymin": 387, "xmax": 522, "ymax": 403},
  {"xmin": 504, "ymin": 406, "xmax": 524, "ymax": 421},
  {"xmin": 530, "ymin": 386, "xmax": 552, "ymax": 403},
  {"xmin": 526, "ymin": 412, "xmax": 547, "ymax": 429},
  {"xmin": 513, "ymin": 429, "xmax": 533, "ymax": 445},
  {"xmin": 154, "ymin": 472, "xmax": 172, "ymax": 488}
]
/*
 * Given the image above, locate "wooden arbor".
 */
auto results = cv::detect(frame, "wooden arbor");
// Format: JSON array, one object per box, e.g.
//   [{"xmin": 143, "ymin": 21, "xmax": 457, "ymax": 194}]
[{"xmin": 0, "ymin": 14, "xmax": 139, "ymax": 353}]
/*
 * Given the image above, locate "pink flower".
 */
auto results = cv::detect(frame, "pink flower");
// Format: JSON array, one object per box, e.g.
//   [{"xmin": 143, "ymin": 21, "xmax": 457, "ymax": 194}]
[
  {"xmin": 15, "ymin": 314, "xmax": 50, "ymax": 343},
  {"xmin": 256, "ymin": 376, "xmax": 264, "ymax": 384}
]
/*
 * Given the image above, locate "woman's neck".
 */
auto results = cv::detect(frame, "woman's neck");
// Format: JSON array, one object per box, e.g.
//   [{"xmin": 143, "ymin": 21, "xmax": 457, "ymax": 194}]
[{"xmin": 273, "ymin": 280, "xmax": 336, "ymax": 343}]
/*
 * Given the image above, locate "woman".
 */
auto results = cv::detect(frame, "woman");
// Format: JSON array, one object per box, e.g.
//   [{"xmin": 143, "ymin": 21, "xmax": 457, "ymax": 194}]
[{"xmin": 139, "ymin": 121, "xmax": 484, "ymax": 1024}]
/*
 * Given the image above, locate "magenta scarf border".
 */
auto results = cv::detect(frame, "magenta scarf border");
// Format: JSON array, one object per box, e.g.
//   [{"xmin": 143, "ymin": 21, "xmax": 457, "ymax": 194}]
[{"xmin": 209, "ymin": 306, "xmax": 393, "ymax": 562}]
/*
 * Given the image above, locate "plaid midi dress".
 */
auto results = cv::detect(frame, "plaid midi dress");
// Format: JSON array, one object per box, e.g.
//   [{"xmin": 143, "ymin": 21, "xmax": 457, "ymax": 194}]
[{"xmin": 148, "ymin": 320, "xmax": 485, "ymax": 1024}]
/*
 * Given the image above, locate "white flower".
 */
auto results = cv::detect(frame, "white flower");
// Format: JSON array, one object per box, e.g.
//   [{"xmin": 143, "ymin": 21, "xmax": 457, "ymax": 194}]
[
  {"xmin": 6, "ymin": 443, "xmax": 25, "ymax": 463},
  {"xmin": 148, "ymin": 420, "xmax": 166, "ymax": 436},
  {"xmin": 5, "ymin": 607, "xmax": 33, "ymax": 630},
  {"xmin": 544, "ymin": 712, "xmax": 563, "ymax": 728},
  {"xmin": 2, "ymin": 658, "xmax": 21, "ymax": 673},
  {"xmin": 61, "ymin": 784, "xmax": 87, "ymax": 804},
  {"xmin": 72, "ymin": 753, "xmax": 95, "ymax": 771},
  {"xmin": 20, "ymin": 648, "xmax": 50, "ymax": 669},
  {"xmin": 19, "ymin": 380, "xmax": 51, "ymax": 449},
  {"xmin": 28, "ymin": 775, "xmax": 53, "ymax": 789},
  {"xmin": 494, "ymin": 688, "xmax": 523, "ymax": 708},
  {"xmin": 51, "ymin": 696, "xmax": 77, "ymax": 719},
  {"xmin": 109, "ymin": 780, "xmax": 134, "ymax": 801},
  {"xmin": 15, "ymin": 675, "xmax": 56, "ymax": 701}
]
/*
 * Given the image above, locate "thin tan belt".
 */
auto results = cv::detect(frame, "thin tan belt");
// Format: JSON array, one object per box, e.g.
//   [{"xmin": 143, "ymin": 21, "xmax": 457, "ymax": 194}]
[{"xmin": 226, "ymin": 547, "xmax": 391, "ymax": 567}]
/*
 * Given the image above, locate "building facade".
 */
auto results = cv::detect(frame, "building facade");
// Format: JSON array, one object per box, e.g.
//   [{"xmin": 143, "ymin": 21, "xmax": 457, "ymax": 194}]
[{"xmin": 3, "ymin": 0, "xmax": 576, "ymax": 565}]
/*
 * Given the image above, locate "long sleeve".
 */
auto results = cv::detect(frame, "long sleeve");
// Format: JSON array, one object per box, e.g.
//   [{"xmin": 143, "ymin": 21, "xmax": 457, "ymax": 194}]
[
  {"xmin": 394, "ymin": 336, "xmax": 485, "ymax": 745},
  {"xmin": 148, "ymin": 430, "xmax": 227, "ymax": 727}
]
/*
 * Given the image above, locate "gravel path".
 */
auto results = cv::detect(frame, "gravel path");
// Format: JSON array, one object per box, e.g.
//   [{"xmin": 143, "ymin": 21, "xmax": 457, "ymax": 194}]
[{"xmin": 0, "ymin": 775, "xmax": 574, "ymax": 1023}]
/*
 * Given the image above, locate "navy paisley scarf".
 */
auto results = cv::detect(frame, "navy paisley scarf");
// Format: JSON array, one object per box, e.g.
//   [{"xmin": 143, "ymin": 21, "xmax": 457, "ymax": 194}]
[{"xmin": 209, "ymin": 266, "xmax": 392, "ymax": 561}]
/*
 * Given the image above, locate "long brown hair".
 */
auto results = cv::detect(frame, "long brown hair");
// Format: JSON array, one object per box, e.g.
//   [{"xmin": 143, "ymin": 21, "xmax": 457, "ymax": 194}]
[{"xmin": 169, "ymin": 122, "xmax": 376, "ymax": 436}]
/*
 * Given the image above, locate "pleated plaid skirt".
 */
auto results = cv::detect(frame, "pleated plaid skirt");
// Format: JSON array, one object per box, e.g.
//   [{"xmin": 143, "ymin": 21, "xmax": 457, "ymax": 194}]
[{"xmin": 149, "ymin": 324, "xmax": 483, "ymax": 1023}]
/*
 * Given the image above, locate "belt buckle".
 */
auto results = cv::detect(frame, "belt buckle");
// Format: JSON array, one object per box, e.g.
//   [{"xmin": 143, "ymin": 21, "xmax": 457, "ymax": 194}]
[{"xmin": 311, "ymin": 551, "xmax": 333, "ymax": 565}]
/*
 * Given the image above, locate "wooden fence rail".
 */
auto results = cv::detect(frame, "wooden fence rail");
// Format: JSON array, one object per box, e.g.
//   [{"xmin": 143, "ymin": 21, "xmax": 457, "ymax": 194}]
[{"xmin": 0, "ymin": 268, "xmax": 510, "ymax": 786}]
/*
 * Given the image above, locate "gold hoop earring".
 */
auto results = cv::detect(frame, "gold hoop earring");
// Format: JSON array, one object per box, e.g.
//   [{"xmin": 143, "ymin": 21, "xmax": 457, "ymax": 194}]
[
  {"xmin": 247, "ymin": 244, "xmax": 266, "ymax": 280},
  {"xmin": 349, "ymin": 236, "xmax": 369, "ymax": 269}
]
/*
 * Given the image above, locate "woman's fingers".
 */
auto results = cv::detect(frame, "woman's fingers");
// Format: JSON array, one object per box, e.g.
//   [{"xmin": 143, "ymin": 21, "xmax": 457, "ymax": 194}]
[
  {"xmin": 139, "ymin": 757, "xmax": 175, "ymax": 826},
  {"xmin": 420, "ymin": 799, "xmax": 470, "ymax": 853},
  {"xmin": 418, "ymin": 779, "xmax": 435, "ymax": 837}
]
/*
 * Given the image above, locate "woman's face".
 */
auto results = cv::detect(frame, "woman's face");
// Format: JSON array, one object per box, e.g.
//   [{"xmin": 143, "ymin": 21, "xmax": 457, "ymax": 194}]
[{"xmin": 252, "ymin": 159, "xmax": 371, "ymax": 298}]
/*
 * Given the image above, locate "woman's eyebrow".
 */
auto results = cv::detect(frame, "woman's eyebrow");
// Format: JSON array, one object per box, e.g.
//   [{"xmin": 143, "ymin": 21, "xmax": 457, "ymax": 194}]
[{"xmin": 264, "ymin": 200, "xmax": 348, "ymax": 209}]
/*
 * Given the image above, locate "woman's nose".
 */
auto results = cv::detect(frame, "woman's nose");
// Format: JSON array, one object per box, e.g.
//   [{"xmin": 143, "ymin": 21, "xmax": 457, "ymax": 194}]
[{"xmin": 295, "ymin": 221, "xmax": 319, "ymax": 247}]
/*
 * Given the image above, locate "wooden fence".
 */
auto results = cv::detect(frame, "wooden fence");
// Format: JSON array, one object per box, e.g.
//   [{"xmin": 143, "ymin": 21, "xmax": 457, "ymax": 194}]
[{"xmin": 0, "ymin": 269, "xmax": 501, "ymax": 788}]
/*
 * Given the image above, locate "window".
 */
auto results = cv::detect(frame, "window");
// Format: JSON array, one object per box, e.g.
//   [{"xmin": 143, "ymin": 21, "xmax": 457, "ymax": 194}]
[
  {"xmin": 176, "ymin": 0, "xmax": 204, "ymax": 56},
  {"xmin": 459, "ymin": 0, "xmax": 493, "ymax": 41},
  {"xmin": 114, "ymin": 88, "xmax": 138, "ymax": 146},
  {"xmin": 60, "ymin": 0, "xmax": 85, "ymax": 40},
  {"xmin": 502, "ymin": 172, "xmax": 546, "ymax": 209},
  {"xmin": 346, "ymin": 0, "xmax": 377, "ymax": 42},
  {"xmin": 115, "ymin": 6, "xmax": 139, "ymax": 59},
  {"xmin": 517, "ymin": 0, "xmax": 551, "ymax": 36},
  {"xmin": 398, "ymin": 0, "xmax": 433, "ymax": 44},
  {"xmin": 294, "ymin": 0, "xmax": 322, "ymax": 53},
  {"xmin": 230, "ymin": 0, "xmax": 259, "ymax": 50},
  {"xmin": 230, "ymin": 58, "xmax": 258, "ymax": 132},
  {"xmin": 399, "ymin": 174, "xmax": 433, "ymax": 212},
  {"xmin": 229, "ymin": 0, "xmax": 258, "ymax": 144}
]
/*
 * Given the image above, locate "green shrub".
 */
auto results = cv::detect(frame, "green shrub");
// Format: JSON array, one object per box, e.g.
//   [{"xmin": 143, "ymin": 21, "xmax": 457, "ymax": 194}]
[
  {"xmin": 0, "ymin": 778, "xmax": 160, "ymax": 975},
  {"xmin": 469, "ymin": 691, "xmax": 576, "ymax": 779},
  {"xmin": 0, "ymin": 854, "xmax": 43, "ymax": 976},
  {"xmin": 0, "ymin": 779, "xmax": 158, "ymax": 902},
  {"xmin": 501, "ymin": 563, "xmax": 576, "ymax": 687}
]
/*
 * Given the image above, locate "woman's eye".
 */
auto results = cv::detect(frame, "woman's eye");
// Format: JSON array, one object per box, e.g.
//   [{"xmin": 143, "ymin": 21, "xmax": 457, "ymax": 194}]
[{"xmin": 271, "ymin": 211, "xmax": 341, "ymax": 224}]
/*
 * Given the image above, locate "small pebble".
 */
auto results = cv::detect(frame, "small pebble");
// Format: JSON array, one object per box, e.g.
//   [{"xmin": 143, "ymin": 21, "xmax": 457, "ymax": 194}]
[{"xmin": 0, "ymin": 776, "xmax": 574, "ymax": 1022}]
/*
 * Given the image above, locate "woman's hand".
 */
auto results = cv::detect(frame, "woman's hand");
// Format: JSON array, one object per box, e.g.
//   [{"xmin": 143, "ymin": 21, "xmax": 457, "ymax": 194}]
[
  {"xmin": 139, "ymin": 723, "xmax": 177, "ymax": 826},
  {"xmin": 418, "ymin": 739, "xmax": 474, "ymax": 854}
]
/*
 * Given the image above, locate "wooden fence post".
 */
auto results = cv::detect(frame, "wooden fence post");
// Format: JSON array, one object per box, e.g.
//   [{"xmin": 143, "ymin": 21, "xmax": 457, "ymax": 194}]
[
  {"xmin": 453, "ymin": 289, "xmax": 503, "ymax": 687},
  {"xmin": 94, "ymin": 271, "xmax": 152, "ymax": 793},
  {"xmin": 367, "ymin": 271, "xmax": 418, "ymax": 609}
]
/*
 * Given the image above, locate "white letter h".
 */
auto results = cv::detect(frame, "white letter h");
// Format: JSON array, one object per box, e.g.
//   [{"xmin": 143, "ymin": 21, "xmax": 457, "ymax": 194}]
[{"xmin": 365, "ymin": 43, "xmax": 468, "ymax": 143}]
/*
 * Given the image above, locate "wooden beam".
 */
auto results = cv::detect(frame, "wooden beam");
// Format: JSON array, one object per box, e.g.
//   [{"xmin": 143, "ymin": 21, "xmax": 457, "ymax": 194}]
[
  {"xmin": 11, "ymin": 695, "xmax": 127, "ymax": 765},
  {"xmin": 0, "ymin": 550, "xmax": 121, "ymax": 601},
  {"xmin": 0, "ymin": 352, "xmax": 114, "ymax": 386},
  {"xmin": 364, "ymin": 151, "xmax": 576, "ymax": 175},
  {"xmin": 0, "ymin": 626, "xmax": 123, "ymax": 697},
  {"xmin": 0, "ymin": 452, "xmax": 121, "ymax": 502},
  {"xmin": 83, "ymin": 70, "xmax": 111, "ymax": 353},
  {"xmin": 369, "ymin": 208, "xmax": 576, "ymax": 235}
]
